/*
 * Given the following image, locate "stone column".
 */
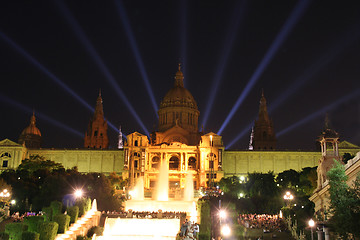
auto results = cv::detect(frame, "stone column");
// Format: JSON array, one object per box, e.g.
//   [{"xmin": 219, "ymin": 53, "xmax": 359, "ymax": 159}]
[
  {"xmin": 323, "ymin": 227, "xmax": 330, "ymax": 240},
  {"xmin": 317, "ymin": 229, "xmax": 323, "ymax": 240}
]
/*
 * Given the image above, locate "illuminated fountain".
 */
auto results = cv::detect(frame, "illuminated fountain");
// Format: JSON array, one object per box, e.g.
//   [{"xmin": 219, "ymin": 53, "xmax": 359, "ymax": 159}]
[
  {"xmin": 125, "ymin": 161, "xmax": 197, "ymax": 217},
  {"xmin": 99, "ymin": 161, "xmax": 198, "ymax": 239}
]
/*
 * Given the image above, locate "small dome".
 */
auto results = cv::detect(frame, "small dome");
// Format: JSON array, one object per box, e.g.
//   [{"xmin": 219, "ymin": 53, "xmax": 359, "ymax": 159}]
[{"xmin": 21, "ymin": 114, "xmax": 41, "ymax": 136}]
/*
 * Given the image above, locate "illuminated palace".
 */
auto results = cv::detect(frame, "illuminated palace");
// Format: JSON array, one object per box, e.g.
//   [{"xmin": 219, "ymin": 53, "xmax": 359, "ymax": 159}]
[{"xmin": 0, "ymin": 66, "xmax": 359, "ymax": 194}]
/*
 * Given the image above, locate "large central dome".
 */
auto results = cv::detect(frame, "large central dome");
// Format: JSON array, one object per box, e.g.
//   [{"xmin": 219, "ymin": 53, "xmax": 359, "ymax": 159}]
[
  {"xmin": 157, "ymin": 65, "xmax": 199, "ymax": 133},
  {"xmin": 160, "ymin": 69, "xmax": 198, "ymax": 110}
]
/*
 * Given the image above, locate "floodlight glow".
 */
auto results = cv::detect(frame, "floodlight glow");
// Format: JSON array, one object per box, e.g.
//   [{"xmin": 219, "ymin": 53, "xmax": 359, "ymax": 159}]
[
  {"xmin": 218, "ymin": 0, "xmax": 311, "ymax": 135},
  {"xmin": 278, "ymin": 89, "xmax": 360, "ymax": 136},
  {"xmin": 114, "ymin": 0, "xmax": 158, "ymax": 115},
  {"xmin": 201, "ymin": 0, "xmax": 247, "ymax": 129},
  {"xmin": 308, "ymin": 219, "xmax": 315, "ymax": 227},
  {"xmin": 225, "ymin": 122, "xmax": 253, "ymax": 149},
  {"xmin": 11, "ymin": 200, "xmax": 16, "ymax": 205},
  {"xmin": 221, "ymin": 225, "xmax": 231, "ymax": 237},
  {"xmin": 269, "ymin": 23, "xmax": 360, "ymax": 114},
  {"xmin": 54, "ymin": 0, "xmax": 149, "ymax": 135},
  {"xmin": 0, "ymin": 94, "xmax": 84, "ymax": 137},
  {"xmin": 179, "ymin": 0, "xmax": 188, "ymax": 86},
  {"xmin": 219, "ymin": 210, "xmax": 227, "ymax": 219},
  {"xmin": 0, "ymin": 31, "xmax": 93, "ymax": 112},
  {"xmin": 74, "ymin": 189, "xmax": 83, "ymax": 198}
]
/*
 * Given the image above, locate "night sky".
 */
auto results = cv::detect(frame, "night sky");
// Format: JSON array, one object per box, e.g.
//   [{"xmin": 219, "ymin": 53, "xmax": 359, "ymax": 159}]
[{"xmin": 0, "ymin": 0, "xmax": 359, "ymax": 150}]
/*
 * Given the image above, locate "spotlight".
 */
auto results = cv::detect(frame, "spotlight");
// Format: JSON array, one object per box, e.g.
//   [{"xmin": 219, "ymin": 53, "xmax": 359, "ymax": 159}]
[
  {"xmin": 218, "ymin": 0, "xmax": 311, "ymax": 135},
  {"xmin": 114, "ymin": 0, "xmax": 158, "ymax": 115}
]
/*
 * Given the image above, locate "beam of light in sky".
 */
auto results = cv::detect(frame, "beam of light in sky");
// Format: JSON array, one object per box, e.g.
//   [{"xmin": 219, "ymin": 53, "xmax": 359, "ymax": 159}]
[
  {"xmin": 201, "ymin": 0, "xmax": 248, "ymax": 130},
  {"xmin": 217, "ymin": 0, "xmax": 311, "ymax": 135},
  {"xmin": 179, "ymin": 0, "xmax": 188, "ymax": 86},
  {"xmin": 55, "ymin": 0, "xmax": 149, "ymax": 136},
  {"xmin": 0, "ymin": 31, "xmax": 93, "ymax": 112},
  {"xmin": 269, "ymin": 22, "xmax": 360, "ymax": 113},
  {"xmin": 226, "ymin": 122, "xmax": 254, "ymax": 149},
  {"xmin": 0, "ymin": 31, "xmax": 121, "ymax": 135},
  {"xmin": 277, "ymin": 89, "xmax": 360, "ymax": 137},
  {"xmin": 114, "ymin": 0, "xmax": 158, "ymax": 116},
  {"xmin": 0, "ymin": 94, "xmax": 83, "ymax": 137}
]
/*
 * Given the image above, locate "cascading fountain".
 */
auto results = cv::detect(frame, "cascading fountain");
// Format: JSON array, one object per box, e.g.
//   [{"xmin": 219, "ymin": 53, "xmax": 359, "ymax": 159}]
[{"xmin": 104, "ymin": 163, "xmax": 198, "ymax": 239}]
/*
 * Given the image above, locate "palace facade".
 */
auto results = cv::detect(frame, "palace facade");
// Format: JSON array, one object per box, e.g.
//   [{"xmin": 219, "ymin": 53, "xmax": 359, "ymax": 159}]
[{"xmin": 1, "ymin": 66, "xmax": 359, "ymax": 195}]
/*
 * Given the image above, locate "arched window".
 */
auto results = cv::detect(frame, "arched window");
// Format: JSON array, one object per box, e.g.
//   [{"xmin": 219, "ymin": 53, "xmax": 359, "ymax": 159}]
[
  {"xmin": 0, "ymin": 153, "xmax": 11, "ymax": 158},
  {"xmin": 152, "ymin": 156, "xmax": 160, "ymax": 169},
  {"xmin": 134, "ymin": 140, "xmax": 138, "ymax": 146},
  {"xmin": 188, "ymin": 157, "xmax": 197, "ymax": 170},
  {"xmin": 169, "ymin": 156, "xmax": 180, "ymax": 170}
]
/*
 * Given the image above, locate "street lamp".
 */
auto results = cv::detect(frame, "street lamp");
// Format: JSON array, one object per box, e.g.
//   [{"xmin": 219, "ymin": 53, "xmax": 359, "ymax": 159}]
[
  {"xmin": 283, "ymin": 191, "xmax": 294, "ymax": 207},
  {"xmin": 308, "ymin": 219, "xmax": 315, "ymax": 240},
  {"xmin": 221, "ymin": 225, "xmax": 231, "ymax": 237},
  {"xmin": 74, "ymin": 189, "xmax": 83, "ymax": 198},
  {"xmin": 209, "ymin": 135, "xmax": 214, "ymax": 189}
]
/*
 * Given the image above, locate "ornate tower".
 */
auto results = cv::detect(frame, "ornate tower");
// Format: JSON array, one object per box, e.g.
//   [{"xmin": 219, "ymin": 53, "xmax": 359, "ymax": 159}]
[
  {"xmin": 18, "ymin": 112, "xmax": 42, "ymax": 148},
  {"xmin": 252, "ymin": 91, "xmax": 276, "ymax": 150},
  {"xmin": 84, "ymin": 91, "xmax": 109, "ymax": 149},
  {"xmin": 316, "ymin": 115, "xmax": 341, "ymax": 189}
]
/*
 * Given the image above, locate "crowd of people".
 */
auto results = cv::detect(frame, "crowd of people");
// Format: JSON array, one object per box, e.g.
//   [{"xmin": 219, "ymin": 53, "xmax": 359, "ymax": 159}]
[
  {"xmin": 10, "ymin": 211, "xmax": 42, "ymax": 222},
  {"xmin": 103, "ymin": 210, "xmax": 186, "ymax": 219},
  {"xmin": 179, "ymin": 219, "xmax": 199, "ymax": 240},
  {"xmin": 238, "ymin": 214, "xmax": 285, "ymax": 232}
]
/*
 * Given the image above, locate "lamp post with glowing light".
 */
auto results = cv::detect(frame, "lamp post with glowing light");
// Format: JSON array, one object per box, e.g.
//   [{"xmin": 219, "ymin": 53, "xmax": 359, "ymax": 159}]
[
  {"xmin": 210, "ymin": 135, "xmax": 214, "ymax": 189},
  {"xmin": 283, "ymin": 191, "xmax": 294, "ymax": 207},
  {"xmin": 308, "ymin": 219, "xmax": 315, "ymax": 240},
  {"xmin": 74, "ymin": 189, "xmax": 83, "ymax": 199}
]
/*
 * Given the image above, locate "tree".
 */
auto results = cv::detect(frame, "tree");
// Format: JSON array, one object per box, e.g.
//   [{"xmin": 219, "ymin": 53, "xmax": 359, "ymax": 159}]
[
  {"xmin": 327, "ymin": 160, "xmax": 360, "ymax": 239},
  {"xmin": 218, "ymin": 176, "xmax": 242, "ymax": 198},
  {"xmin": 276, "ymin": 169, "xmax": 300, "ymax": 189}
]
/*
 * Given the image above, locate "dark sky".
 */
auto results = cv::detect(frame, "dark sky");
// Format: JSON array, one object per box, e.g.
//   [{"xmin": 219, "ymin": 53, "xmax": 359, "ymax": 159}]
[{"xmin": 0, "ymin": 0, "xmax": 359, "ymax": 150}]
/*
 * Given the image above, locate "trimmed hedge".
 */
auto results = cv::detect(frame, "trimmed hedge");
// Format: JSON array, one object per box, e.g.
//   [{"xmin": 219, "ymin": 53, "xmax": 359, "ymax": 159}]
[
  {"xmin": 41, "ymin": 207, "xmax": 52, "ymax": 222},
  {"xmin": 67, "ymin": 206, "xmax": 79, "ymax": 224},
  {"xmin": 85, "ymin": 198, "xmax": 91, "ymax": 213},
  {"xmin": 75, "ymin": 199, "xmax": 86, "ymax": 217},
  {"xmin": 5, "ymin": 223, "xmax": 28, "ymax": 240},
  {"xmin": 53, "ymin": 214, "xmax": 70, "ymax": 234},
  {"xmin": 0, "ymin": 232, "xmax": 9, "ymax": 240},
  {"xmin": 197, "ymin": 199, "xmax": 211, "ymax": 239},
  {"xmin": 21, "ymin": 231, "xmax": 39, "ymax": 240},
  {"xmin": 38, "ymin": 222, "xmax": 58, "ymax": 240},
  {"xmin": 86, "ymin": 226, "xmax": 103, "ymax": 238},
  {"xmin": 50, "ymin": 201, "xmax": 62, "ymax": 218},
  {"xmin": 23, "ymin": 216, "xmax": 44, "ymax": 233}
]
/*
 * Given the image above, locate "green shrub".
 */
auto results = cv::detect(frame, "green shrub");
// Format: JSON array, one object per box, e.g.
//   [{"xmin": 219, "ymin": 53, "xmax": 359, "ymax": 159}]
[
  {"xmin": 0, "ymin": 232, "xmax": 10, "ymax": 240},
  {"xmin": 75, "ymin": 236, "xmax": 89, "ymax": 240},
  {"xmin": 85, "ymin": 198, "xmax": 91, "ymax": 213},
  {"xmin": 5, "ymin": 223, "xmax": 28, "ymax": 240},
  {"xmin": 21, "ymin": 231, "xmax": 39, "ymax": 240},
  {"xmin": 86, "ymin": 226, "xmax": 103, "ymax": 238},
  {"xmin": 197, "ymin": 199, "xmax": 211, "ymax": 238},
  {"xmin": 52, "ymin": 214, "xmax": 70, "ymax": 234},
  {"xmin": 66, "ymin": 206, "xmax": 79, "ymax": 224},
  {"xmin": 75, "ymin": 199, "xmax": 86, "ymax": 217},
  {"xmin": 50, "ymin": 201, "xmax": 62, "ymax": 217},
  {"xmin": 42, "ymin": 207, "xmax": 52, "ymax": 222},
  {"xmin": 38, "ymin": 222, "xmax": 58, "ymax": 240},
  {"xmin": 199, "ymin": 233, "xmax": 210, "ymax": 240},
  {"xmin": 23, "ymin": 216, "xmax": 44, "ymax": 233}
]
